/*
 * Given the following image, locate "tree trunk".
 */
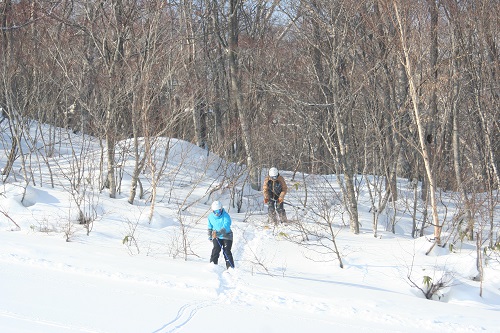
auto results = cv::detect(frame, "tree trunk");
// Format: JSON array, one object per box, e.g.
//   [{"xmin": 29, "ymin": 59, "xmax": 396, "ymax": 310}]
[
  {"xmin": 394, "ymin": 3, "xmax": 441, "ymax": 242},
  {"xmin": 228, "ymin": 0, "xmax": 258, "ymax": 189}
]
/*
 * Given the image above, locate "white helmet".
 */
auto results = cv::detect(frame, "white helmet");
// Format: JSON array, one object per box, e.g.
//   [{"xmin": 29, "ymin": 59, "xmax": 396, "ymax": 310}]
[
  {"xmin": 211, "ymin": 201, "xmax": 223, "ymax": 211},
  {"xmin": 269, "ymin": 167, "xmax": 279, "ymax": 177}
]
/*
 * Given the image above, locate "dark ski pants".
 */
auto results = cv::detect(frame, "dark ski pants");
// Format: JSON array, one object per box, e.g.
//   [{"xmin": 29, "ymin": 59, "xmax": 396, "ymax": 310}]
[
  {"xmin": 210, "ymin": 238, "xmax": 234, "ymax": 268},
  {"xmin": 268, "ymin": 200, "xmax": 287, "ymax": 224}
]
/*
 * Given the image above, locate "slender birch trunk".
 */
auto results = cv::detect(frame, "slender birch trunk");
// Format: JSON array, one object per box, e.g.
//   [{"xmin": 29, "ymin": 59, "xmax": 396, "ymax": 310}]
[{"xmin": 394, "ymin": 3, "xmax": 441, "ymax": 242}]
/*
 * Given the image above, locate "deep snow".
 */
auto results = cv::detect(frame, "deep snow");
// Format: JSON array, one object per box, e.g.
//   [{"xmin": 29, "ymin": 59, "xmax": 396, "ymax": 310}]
[{"xmin": 0, "ymin": 123, "xmax": 499, "ymax": 333}]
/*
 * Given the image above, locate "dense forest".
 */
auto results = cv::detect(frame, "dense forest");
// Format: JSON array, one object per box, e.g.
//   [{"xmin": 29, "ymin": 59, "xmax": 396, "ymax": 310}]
[{"xmin": 1, "ymin": 1, "xmax": 498, "ymax": 243}]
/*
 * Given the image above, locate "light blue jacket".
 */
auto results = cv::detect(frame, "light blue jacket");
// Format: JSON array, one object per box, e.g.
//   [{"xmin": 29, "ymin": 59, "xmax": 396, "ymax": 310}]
[{"xmin": 207, "ymin": 209, "xmax": 233, "ymax": 241}]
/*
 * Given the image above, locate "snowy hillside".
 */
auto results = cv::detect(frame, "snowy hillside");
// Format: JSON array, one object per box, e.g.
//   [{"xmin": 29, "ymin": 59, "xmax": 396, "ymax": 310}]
[{"xmin": 0, "ymin": 122, "xmax": 499, "ymax": 333}]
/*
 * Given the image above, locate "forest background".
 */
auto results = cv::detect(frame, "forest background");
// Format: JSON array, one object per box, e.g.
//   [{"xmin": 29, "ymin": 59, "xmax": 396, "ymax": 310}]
[{"xmin": 1, "ymin": 0, "xmax": 499, "ymax": 245}]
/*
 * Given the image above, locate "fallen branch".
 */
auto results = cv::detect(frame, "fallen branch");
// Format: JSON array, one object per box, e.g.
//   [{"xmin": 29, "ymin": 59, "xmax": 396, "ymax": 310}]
[{"xmin": 1, "ymin": 209, "xmax": 21, "ymax": 230}]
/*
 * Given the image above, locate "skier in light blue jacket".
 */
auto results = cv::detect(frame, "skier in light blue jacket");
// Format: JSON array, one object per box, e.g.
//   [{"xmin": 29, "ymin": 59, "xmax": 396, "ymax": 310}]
[{"xmin": 208, "ymin": 201, "xmax": 234, "ymax": 269}]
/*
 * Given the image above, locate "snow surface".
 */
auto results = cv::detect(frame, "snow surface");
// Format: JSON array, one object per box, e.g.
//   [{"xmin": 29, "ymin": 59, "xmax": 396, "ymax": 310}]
[{"xmin": 0, "ymin": 123, "xmax": 499, "ymax": 333}]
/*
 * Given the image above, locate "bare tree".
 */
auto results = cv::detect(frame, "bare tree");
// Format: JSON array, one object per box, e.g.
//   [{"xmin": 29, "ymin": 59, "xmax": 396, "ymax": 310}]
[
  {"xmin": 393, "ymin": 1, "xmax": 441, "ymax": 243},
  {"xmin": 228, "ymin": 0, "xmax": 259, "ymax": 189},
  {"xmin": 286, "ymin": 176, "xmax": 344, "ymax": 268}
]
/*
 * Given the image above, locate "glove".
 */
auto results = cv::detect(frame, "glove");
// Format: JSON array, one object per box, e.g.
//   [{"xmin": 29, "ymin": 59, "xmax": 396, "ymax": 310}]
[
  {"xmin": 212, "ymin": 230, "xmax": 217, "ymax": 239},
  {"xmin": 264, "ymin": 198, "xmax": 269, "ymax": 204},
  {"xmin": 278, "ymin": 197, "xmax": 283, "ymax": 203}
]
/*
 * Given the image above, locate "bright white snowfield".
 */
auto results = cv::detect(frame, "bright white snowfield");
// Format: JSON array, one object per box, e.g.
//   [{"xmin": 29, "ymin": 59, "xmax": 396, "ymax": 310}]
[{"xmin": 0, "ymin": 123, "xmax": 499, "ymax": 333}]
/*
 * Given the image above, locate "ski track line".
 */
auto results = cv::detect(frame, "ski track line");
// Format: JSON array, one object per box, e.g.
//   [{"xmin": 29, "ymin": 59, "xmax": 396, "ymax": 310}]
[
  {"xmin": 0, "ymin": 252, "xmax": 186, "ymax": 292},
  {"xmin": 0, "ymin": 310, "xmax": 109, "ymax": 333},
  {"xmin": 152, "ymin": 263, "xmax": 242, "ymax": 333},
  {"xmin": 151, "ymin": 300, "xmax": 214, "ymax": 333},
  {"xmin": 152, "ymin": 269, "xmax": 242, "ymax": 333}
]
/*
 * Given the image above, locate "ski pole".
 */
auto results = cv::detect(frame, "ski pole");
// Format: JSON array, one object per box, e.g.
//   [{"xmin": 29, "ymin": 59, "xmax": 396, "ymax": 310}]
[
  {"xmin": 280, "ymin": 200, "xmax": 306, "ymax": 210},
  {"xmin": 215, "ymin": 237, "xmax": 234, "ymax": 268},
  {"xmin": 270, "ymin": 198, "xmax": 305, "ymax": 210}
]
